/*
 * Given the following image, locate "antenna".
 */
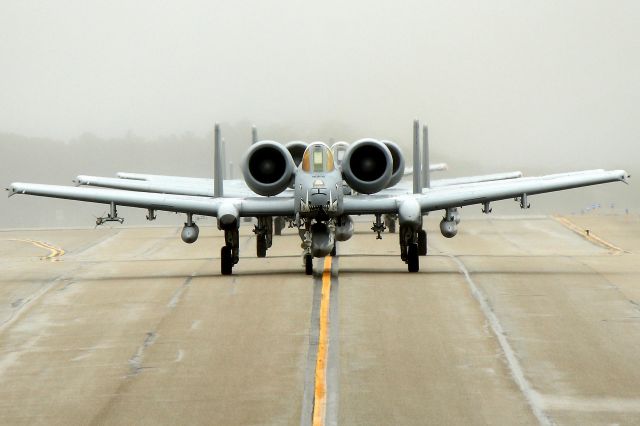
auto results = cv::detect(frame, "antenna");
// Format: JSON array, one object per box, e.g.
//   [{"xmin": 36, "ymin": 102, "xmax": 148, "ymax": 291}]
[
  {"xmin": 413, "ymin": 120, "xmax": 422, "ymax": 194},
  {"xmin": 214, "ymin": 123, "xmax": 223, "ymax": 197},
  {"xmin": 252, "ymin": 125, "xmax": 258, "ymax": 144},
  {"xmin": 422, "ymin": 125, "xmax": 430, "ymax": 189}
]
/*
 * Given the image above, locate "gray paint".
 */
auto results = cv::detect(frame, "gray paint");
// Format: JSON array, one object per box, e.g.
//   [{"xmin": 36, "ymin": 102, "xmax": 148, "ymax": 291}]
[
  {"xmin": 412, "ymin": 120, "xmax": 421, "ymax": 194},
  {"xmin": 422, "ymin": 125, "xmax": 430, "ymax": 189},
  {"xmin": 214, "ymin": 124, "xmax": 223, "ymax": 197}
]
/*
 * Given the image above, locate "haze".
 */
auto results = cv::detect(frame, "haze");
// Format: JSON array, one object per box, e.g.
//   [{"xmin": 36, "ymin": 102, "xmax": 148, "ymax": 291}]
[{"xmin": 1, "ymin": 1, "xmax": 638, "ymax": 227}]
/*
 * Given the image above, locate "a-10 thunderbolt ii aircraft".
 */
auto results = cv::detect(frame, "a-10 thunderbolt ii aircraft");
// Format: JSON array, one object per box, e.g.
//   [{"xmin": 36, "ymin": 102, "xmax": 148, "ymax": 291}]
[{"xmin": 7, "ymin": 120, "xmax": 629, "ymax": 275}]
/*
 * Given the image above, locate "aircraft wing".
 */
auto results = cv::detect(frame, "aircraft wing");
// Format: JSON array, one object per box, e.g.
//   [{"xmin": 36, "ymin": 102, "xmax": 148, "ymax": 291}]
[
  {"xmin": 7, "ymin": 183, "xmax": 295, "ymax": 217},
  {"xmin": 75, "ymin": 175, "xmax": 264, "ymax": 198},
  {"xmin": 381, "ymin": 170, "xmax": 524, "ymax": 196},
  {"xmin": 117, "ymin": 172, "xmax": 212, "ymax": 183},
  {"xmin": 342, "ymin": 169, "xmax": 629, "ymax": 215},
  {"xmin": 403, "ymin": 163, "xmax": 448, "ymax": 176},
  {"xmin": 78, "ymin": 170, "xmax": 522, "ymax": 198}
]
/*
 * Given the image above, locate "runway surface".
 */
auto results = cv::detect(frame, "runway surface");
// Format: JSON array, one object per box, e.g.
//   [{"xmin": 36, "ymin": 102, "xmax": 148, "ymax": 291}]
[{"xmin": 1, "ymin": 214, "xmax": 639, "ymax": 425}]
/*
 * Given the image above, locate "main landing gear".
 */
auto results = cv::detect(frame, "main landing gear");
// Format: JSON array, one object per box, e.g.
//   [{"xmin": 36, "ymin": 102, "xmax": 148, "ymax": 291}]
[
  {"xmin": 418, "ymin": 229, "xmax": 427, "ymax": 256},
  {"xmin": 221, "ymin": 228, "xmax": 240, "ymax": 275},
  {"xmin": 254, "ymin": 217, "xmax": 273, "ymax": 258},
  {"xmin": 399, "ymin": 225, "xmax": 426, "ymax": 273}
]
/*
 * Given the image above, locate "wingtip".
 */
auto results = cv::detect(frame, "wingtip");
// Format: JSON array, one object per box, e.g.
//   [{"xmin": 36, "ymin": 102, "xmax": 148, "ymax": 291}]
[
  {"xmin": 615, "ymin": 170, "xmax": 631, "ymax": 184},
  {"xmin": 6, "ymin": 184, "xmax": 16, "ymax": 197}
]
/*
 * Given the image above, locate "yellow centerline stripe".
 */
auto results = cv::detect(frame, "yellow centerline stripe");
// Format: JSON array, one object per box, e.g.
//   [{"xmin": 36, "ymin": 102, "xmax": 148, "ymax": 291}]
[
  {"xmin": 553, "ymin": 215, "xmax": 626, "ymax": 254},
  {"xmin": 7, "ymin": 239, "xmax": 65, "ymax": 260},
  {"xmin": 312, "ymin": 256, "xmax": 332, "ymax": 426}
]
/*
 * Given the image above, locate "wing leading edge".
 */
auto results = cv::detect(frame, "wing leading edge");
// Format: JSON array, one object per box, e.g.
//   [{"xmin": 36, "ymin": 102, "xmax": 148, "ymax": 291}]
[
  {"xmin": 7, "ymin": 183, "xmax": 295, "ymax": 217},
  {"xmin": 342, "ymin": 169, "xmax": 629, "ymax": 215}
]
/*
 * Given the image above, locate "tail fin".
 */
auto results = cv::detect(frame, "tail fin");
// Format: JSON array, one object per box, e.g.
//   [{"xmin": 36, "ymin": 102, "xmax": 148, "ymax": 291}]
[
  {"xmin": 222, "ymin": 138, "xmax": 227, "ymax": 180},
  {"xmin": 214, "ymin": 124, "xmax": 223, "ymax": 197},
  {"xmin": 412, "ymin": 120, "xmax": 422, "ymax": 194},
  {"xmin": 422, "ymin": 125, "xmax": 430, "ymax": 189}
]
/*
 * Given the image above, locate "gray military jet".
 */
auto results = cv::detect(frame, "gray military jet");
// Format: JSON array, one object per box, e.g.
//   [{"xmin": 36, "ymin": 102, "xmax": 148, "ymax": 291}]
[{"xmin": 7, "ymin": 121, "xmax": 629, "ymax": 275}]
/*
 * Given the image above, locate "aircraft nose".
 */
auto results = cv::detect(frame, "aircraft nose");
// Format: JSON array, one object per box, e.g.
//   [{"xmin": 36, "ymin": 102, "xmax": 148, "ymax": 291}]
[{"xmin": 310, "ymin": 190, "xmax": 329, "ymax": 208}]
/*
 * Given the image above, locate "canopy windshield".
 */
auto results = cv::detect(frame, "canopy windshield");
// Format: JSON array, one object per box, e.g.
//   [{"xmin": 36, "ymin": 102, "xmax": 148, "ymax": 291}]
[{"xmin": 301, "ymin": 143, "xmax": 335, "ymax": 173}]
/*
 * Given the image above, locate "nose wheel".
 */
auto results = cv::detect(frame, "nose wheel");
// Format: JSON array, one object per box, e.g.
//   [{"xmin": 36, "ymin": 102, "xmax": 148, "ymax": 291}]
[{"xmin": 304, "ymin": 254, "xmax": 313, "ymax": 275}]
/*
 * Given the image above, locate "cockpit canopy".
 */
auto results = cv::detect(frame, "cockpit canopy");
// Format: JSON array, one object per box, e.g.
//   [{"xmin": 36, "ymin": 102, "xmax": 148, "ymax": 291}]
[
  {"xmin": 301, "ymin": 142, "xmax": 335, "ymax": 173},
  {"xmin": 330, "ymin": 142, "xmax": 349, "ymax": 167}
]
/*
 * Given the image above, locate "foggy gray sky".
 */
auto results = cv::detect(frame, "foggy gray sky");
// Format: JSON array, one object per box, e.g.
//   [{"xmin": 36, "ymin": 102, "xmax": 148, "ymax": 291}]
[{"xmin": 1, "ymin": 1, "xmax": 639, "ymax": 168}]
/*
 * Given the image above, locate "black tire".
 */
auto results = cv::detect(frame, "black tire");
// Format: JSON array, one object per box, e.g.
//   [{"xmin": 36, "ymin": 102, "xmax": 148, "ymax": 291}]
[
  {"xmin": 330, "ymin": 244, "xmax": 337, "ymax": 257},
  {"xmin": 407, "ymin": 242, "xmax": 419, "ymax": 272},
  {"xmin": 221, "ymin": 245, "xmax": 233, "ymax": 275},
  {"xmin": 256, "ymin": 235, "xmax": 267, "ymax": 258},
  {"xmin": 305, "ymin": 254, "xmax": 313, "ymax": 275},
  {"xmin": 418, "ymin": 230, "xmax": 427, "ymax": 256}
]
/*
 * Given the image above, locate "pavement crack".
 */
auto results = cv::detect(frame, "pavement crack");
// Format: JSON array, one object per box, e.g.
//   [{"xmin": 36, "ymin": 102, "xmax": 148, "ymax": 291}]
[
  {"xmin": 449, "ymin": 254, "xmax": 553, "ymax": 426},
  {"xmin": 127, "ymin": 331, "xmax": 157, "ymax": 377},
  {"xmin": 167, "ymin": 275, "xmax": 194, "ymax": 308}
]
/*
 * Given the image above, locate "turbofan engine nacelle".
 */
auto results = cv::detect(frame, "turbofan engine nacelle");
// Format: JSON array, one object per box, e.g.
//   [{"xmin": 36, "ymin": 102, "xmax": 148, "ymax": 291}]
[
  {"xmin": 181, "ymin": 224, "xmax": 199, "ymax": 244},
  {"xmin": 440, "ymin": 219, "xmax": 458, "ymax": 238},
  {"xmin": 285, "ymin": 141, "xmax": 308, "ymax": 167},
  {"xmin": 311, "ymin": 222, "xmax": 334, "ymax": 257},
  {"xmin": 341, "ymin": 139, "xmax": 393, "ymax": 194},
  {"xmin": 381, "ymin": 140, "xmax": 405, "ymax": 188},
  {"xmin": 242, "ymin": 141, "xmax": 295, "ymax": 196},
  {"xmin": 335, "ymin": 215, "xmax": 354, "ymax": 242}
]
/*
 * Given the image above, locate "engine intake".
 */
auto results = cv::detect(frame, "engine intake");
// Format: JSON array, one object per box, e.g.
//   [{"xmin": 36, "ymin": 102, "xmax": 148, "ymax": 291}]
[
  {"xmin": 381, "ymin": 140, "xmax": 405, "ymax": 188},
  {"xmin": 242, "ymin": 141, "xmax": 295, "ymax": 196},
  {"xmin": 342, "ymin": 139, "xmax": 393, "ymax": 194},
  {"xmin": 285, "ymin": 141, "xmax": 308, "ymax": 167}
]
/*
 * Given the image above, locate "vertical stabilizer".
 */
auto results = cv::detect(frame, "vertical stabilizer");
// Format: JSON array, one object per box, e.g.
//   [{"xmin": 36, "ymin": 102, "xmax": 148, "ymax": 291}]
[
  {"xmin": 222, "ymin": 138, "xmax": 227, "ymax": 180},
  {"xmin": 413, "ymin": 120, "xmax": 422, "ymax": 194},
  {"xmin": 422, "ymin": 125, "xmax": 430, "ymax": 189},
  {"xmin": 252, "ymin": 125, "xmax": 258, "ymax": 144},
  {"xmin": 214, "ymin": 124, "xmax": 223, "ymax": 197}
]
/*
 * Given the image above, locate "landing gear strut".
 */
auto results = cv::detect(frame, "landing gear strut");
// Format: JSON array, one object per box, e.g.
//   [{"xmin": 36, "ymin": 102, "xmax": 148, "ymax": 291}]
[
  {"xmin": 254, "ymin": 217, "xmax": 273, "ymax": 258},
  {"xmin": 301, "ymin": 219, "xmax": 313, "ymax": 275}
]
